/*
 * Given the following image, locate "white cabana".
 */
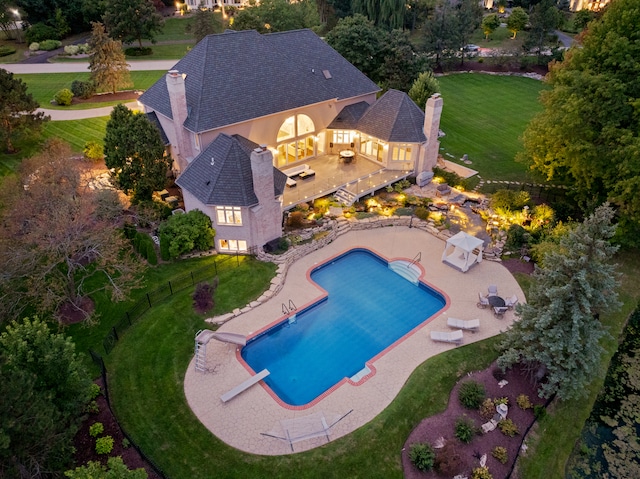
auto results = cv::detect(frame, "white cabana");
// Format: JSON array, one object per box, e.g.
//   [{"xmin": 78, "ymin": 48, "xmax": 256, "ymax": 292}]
[{"xmin": 441, "ymin": 231, "xmax": 484, "ymax": 272}]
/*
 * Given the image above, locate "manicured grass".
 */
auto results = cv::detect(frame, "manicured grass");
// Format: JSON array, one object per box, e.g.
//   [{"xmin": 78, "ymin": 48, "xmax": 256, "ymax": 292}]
[
  {"xmin": 517, "ymin": 248, "xmax": 640, "ymax": 478},
  {"xmin": 42, "ymin": 117, "xmax": 108, "ymax": 152},
  {"xmin": 154, "ymin": 16, "xmax": 196, "ymax": 42},
  {"xmin": 15, "ymin": 71, "xmax": 166, "ymax": 109},
  {"xmin": 126, "ymin": 43, "xmax": 194, "ymax": 60},
  {"xmin": 437, "ymin": 73, "xmax": 546, "ymax": 182},
  {"xmin": 468, "ymin": 25, "xmax": 525, "ymax": 51}
]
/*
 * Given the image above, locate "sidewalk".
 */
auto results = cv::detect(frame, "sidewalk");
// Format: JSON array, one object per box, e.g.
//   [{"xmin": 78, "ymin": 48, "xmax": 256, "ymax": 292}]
[
  {"xmin": 37, "ymin": 101, "xmax": 141, "ymax": 120},
  {"xmin": 2, "ymin": 60, "xmax": 177, "ymax": 74}
]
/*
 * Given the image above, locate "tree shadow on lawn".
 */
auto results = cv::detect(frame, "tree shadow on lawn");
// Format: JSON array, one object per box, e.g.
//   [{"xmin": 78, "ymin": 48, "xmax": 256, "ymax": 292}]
[{"xmin": 403, "ymin": 362, "xmax": 545, "ymax": 479}]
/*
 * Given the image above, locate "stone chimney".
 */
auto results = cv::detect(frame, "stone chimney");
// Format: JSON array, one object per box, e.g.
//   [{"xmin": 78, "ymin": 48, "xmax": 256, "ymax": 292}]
[
  {"xmin": 250, "ymin": 146, "xmax": 281, "ymax": 247},
  {"xmin": 166, "ymin": 70, "xmax": 194, "ymax": 173},
  {"xmin": 417, "ymin": 93, "xmax": 443, "ymax": 174}
]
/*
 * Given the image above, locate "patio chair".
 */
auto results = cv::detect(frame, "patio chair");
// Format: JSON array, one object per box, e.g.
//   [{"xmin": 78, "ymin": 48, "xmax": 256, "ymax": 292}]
[
  {"xmin": 493, "ymin": 306, "xmax": 509, "ymax": 318},
  {"xmin": 430, "ymin": 330, "xmax": 464, "ymax": 345},
  {"xmin": 447, "ymin": 317, "xmax": 480, "ymax": 333},
  {"xmin": 477, "ymin": 292, "xmax": 490, "ymax": 309},
  {"xmin": 505, "ymin": 295, "xmax": 519, "ymax": 310},
  {"xmin": 488, "ymin": 285, "xmax": 498, "ymax": 296}
]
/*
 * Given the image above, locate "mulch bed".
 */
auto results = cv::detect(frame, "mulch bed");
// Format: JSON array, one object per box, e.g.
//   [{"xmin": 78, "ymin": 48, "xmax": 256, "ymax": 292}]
[
  {"xmin": 72, "ymin": 378, "xmax": 162, "ymax": 478},
  {"xmin": 72, "ymin": 91, "xmax": 141, "ymax": 105},
  {"xmin": 402, "ymin": 363, "xmax": 545, "ymax": 479}
]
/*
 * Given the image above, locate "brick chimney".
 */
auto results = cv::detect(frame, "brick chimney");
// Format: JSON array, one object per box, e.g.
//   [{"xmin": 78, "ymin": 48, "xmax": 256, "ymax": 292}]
[
  {"xmin": 166, "ymin": 70, "xmax": 194, "ymax": 173},
  {"xmin": 417, "ymin": 93, "xmax": 443, "ymax": 174},
  {"xmin": 250, "ymin": 146, "xmax": 282, "ymax": 247}
]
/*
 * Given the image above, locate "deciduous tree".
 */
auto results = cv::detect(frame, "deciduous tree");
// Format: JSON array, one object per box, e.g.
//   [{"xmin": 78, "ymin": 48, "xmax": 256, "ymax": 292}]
[
  {"xmin": 104, "ymin": 104, "xmax": 171, "ymax": 202},
  {"xmin": 158, "ymin": 209, "xmax": 215, "ymax": 259},
  {"xmin": 0, "ymin": 139, "xmax": 143, "ymax": 322},
  {"xmin": 420, "ymin": 1, "xmax": 459, "ymax": 69},
  {"xmin": 0, "ymin": 68, "xmax": 49, "ymax": 153},
  {"xmin": 523, "ymin": 0, "xmax": 562, "ymax": 63},
  {"xmin": 231, "ymin": 0, "xmax": 319, "ymax": 34},
  {"xmin": 0, "ymin": 317, "xmax": 93, "ymax": 477},
  {"xmin": 378, "ymin": 29, "xmax": 426, "ymax": 91},
  {"xmin": 498, "ymin": 204, "xmax": 621, "ymax": 400},
  {"xmin": 186, "ymin": 1, "xmax": 221, "ymax": 43},
  {"xmin": 507, "ymin": 7, "xmax": 528, "ymax": 39},
  {"xmin": 103, "ymin": 0, "xmax": 164, "ymax": 49},
  {"xmin": 89, "ymin": 21, "xmax": 131, "ymax": 94},
  {"xmin": 482, "ymin": 13, "xmax": 500, "ymax": 40}
]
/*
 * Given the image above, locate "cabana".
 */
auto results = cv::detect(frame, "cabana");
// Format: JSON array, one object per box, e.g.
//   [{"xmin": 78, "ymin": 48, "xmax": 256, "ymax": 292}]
[{"xmin": 441, "ymin": 231, "xmax": 484, "ymax": 273}]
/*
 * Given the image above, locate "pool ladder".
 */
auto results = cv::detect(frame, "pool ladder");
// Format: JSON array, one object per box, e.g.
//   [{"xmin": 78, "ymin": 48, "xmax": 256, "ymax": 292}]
[
  {"xmin": 407, "ymin": 252, "xmax": 421, "ymax": 268},
  {"xmin": 282, "ymin": 299, "xmax": 297, "ymax": 316}
]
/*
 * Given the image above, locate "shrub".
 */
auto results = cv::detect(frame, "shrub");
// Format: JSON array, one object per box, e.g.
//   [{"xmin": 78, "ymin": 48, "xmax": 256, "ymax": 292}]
[
  {"xmin": 517, "ymin": 394, "xmax": 533, "ymax": 410},
  {"xmin": 498, "ymin": 418, "xmax": 519, "ymax": 437},
  {"xmin": 480, "ymin": 397, "xmax": 496, "ymax": 420},
  {"xmin": 77, "ymin": 43, "xmax": 90, "ymax": 54},
  {"xmin": 492, "ymin": 446, "xmax": 508, "ymax": 464},
  {"xmin": 83, "ymin": 141, "xmax": 103, "ymax": 160},
  {"xmin": 89, "ymin": 422, "xmax": 104, "ymax": 437},
  {"xmin": 0, "ymin": 46, "xmax": 16, "ymax": 57},
  {"xmin": 95, "ymin": 435, "xmax": 114, "ymax": 455},
  {"xmin": 454, "ymin": 416, "xmax": 477, "ymax": 443},
  {"xmin": 193, "ymin": 278, "xmax": 219, "ymax": 313},
  {"xmin": 158, "ymin": 209, "xmax": 215, "ymax": 259},
  {"xmin": 54, "ymin": 88, "xmax": 73, "ymax": 106},
  {"xmin": 434, "ymin": 441, "xmax": 463, "ymax": 475},
  {"xmin": 86, "ymin": 400, "xmax": 99, "ymax": 414},
  {"xmin": 492, "ymin": 367, "xmax": 506, "ymax": 381},
  {"xmin": 123, "ymin": 223, "xmax": 137, "ymax": 240},
  {"xmin": 89, "ymin": 383, "xmax": 102, "ymax": 399},
  {"xmin": 287, "ymin": 211, "xmax": 305, "ymax": 228},
  {"xmin": 145, "ymin": 241, "xmax": 157, "ymax": 265},
  {"xmin": 458, "ymin": 380, "xmax": 486, "ymax": 409},
  {"xmin": 159, "ymin": 233, "xmax": 171, "ymax": 261},
  {"xmin": 122, "ymin": 437, "xmax": 130, "ymax": 448},
  {"xmin": 25, "ymin": 23, "xmax": 59, "ymax": 43},
  {"xmin": 414, "ymin": 206, "xmax": 429, "ymax": 221},
  {"xmin": 39, "ymin": 39, "xmax": 62, "ymax": 51},
  {"xmin": 72, "ymin": 80, "xmax": 96, "ymax": 99},
  {"xmin": 29, "ymin": 42, "xmax": 40, "ymax": 52},
  {"xmin": 433, "ymin": 166, "xmax": 469, "ymax": 190},
  {"xmin": 534, "ymin": 404, "xmax": 547, "ymax": 419},
  {"xmin": 409, "ymin": 442, "xmax": 435, "ymax": 472},
  {"xmin": 472, "ymin": 465, "xmax": 494, "ymax": 479},
  {"xmin": 493, "ymin": 396, "xmax": 509, "ymax": 406},
  {"xmin": 124, "ymin": 46, "xmax": 153, "ymax": 56},
  {"xmin": 491, "ymin": 188, "xmax": 532, "ymax": 212},
  {"xmin": 64, "ymin": 44, "xmax": 79, "ymax": 55}
]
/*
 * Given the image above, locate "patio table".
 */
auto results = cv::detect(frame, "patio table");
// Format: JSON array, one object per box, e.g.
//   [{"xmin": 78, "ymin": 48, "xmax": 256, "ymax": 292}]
[{"xmin": 488, "ymin": 296, "xmax": 505, "ymax": 308}]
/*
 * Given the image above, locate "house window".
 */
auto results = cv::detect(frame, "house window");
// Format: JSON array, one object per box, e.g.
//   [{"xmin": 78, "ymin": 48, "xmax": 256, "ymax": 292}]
[
  {"xmin": 332, "ymin": 130, "xmax": 354, "ymax": 144},
  {"xmin": 219, "ymin": 239, "xmax": 248, "ymax": 252},
  {"xmin": 392, "ymin": 145, "xmax": 412, "ymax": 162},
  {"xmin": 276, "ymin": 114, "xmax": 316, "ymax": 166},
  {"xmin": 216, "ymin": 206, "xmax": 242, "ymax": 225},
  {"xmin": 359, "ymin": 135, "xmax": 385, "ymax": 162}
]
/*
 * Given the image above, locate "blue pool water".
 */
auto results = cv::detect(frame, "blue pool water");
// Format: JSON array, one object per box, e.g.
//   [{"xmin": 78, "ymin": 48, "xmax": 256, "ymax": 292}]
[{"xmin": 241, "ymin": 248, "xmax": 446, "ymax": 406}]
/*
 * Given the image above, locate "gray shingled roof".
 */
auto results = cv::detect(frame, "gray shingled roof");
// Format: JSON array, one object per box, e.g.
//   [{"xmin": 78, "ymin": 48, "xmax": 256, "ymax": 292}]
[
  {"xmin": 326, "ymin": 101, "xmax": 369, "ymax": 130},
  {"xmin": 355, "ymin": 89, "xmax": 427, "ymax": 143},
  {"xmin": 139, "ymin": 29, "xmax": 380, "ymax": 133},
  {"xmin": 175, "ymin": 134, "xmax": 286, "ymax": 206},
  {"xmin": 145, "ymin": 112, "xmax": 170, "ymax": 145}
]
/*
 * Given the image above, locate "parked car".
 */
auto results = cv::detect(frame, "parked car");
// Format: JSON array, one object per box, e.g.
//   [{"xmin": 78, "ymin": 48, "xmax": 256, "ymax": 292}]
[{"xmin": 464, "ymin": 44, "xmax": 480, "ymax": 52}]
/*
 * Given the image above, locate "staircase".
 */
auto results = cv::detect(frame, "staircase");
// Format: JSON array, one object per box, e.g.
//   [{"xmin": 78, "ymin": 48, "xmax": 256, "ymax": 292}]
[
  {"xmin": 194, "ymin": 329, "xmax": 214, "ymax": 372},
  {"xmin": 334, "ymin": 187, "xmax": 357, "ymax": 206},
  {"xmin": 388, "ymin": 261, "xmax": 420, "ymax": 285}
]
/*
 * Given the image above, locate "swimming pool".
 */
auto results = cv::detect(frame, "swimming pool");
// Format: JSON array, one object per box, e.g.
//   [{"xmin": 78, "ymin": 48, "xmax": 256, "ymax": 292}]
[{"xmin": 241, "ymin": 248, "xmax": 447, "ymax": 406}]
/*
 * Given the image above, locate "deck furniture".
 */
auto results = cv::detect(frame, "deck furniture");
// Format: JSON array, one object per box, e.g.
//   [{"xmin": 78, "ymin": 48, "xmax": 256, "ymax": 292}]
[
  {"xmin": 430, "ymin": 329, "xmax": 464, "ymax": 345},
  {"xmin": 493, "ymin": 306, "xmax": 509, "ymax": 318},
  {"xmin": 477, "ymin": 292, "xmax": 490, "ymax": 309},
  {"xmin": 281, "ymin": 163, "xmax": 310, "ymax": 178},
  {"xmin": 505, "ymin": 295, "xmax": 519, "ymax": 309},
  {"xmin": 488, "ymin": 295, "xmax": 505, "ymax": 308},
  {"xmin": 447, "ymin": 317, "xmax": 480, "ymax": 332},
  {"xmin": 298, "ymin": 169, "xmax": 315, "ymax": 179},
  {"xmin": 488, "ymin": 285, "xmax": 498, "ymax": 296}
]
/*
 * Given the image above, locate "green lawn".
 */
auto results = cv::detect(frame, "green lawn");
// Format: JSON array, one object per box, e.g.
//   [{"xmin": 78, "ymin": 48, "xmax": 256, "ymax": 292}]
[
  {"xmin": 153, "ymin": 16, "xmax": 196, "ymax": 42},
  {"xmin": 15, "ymin": 71, "xmax": 166, "ymax": 109},
  {"xmin": 126, "ymin": 43, "xmax": 194, "ymax": 60},
  {"xmin": 42, "ymin": 117, "xmax": 108, "ymax": 153},
  {"xmin": 437, "ymin": 73, "xmax": 546, "ymax": 182}
]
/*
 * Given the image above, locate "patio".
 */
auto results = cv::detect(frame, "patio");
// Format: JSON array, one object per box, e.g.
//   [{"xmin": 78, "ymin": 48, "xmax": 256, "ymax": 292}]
[{"xmin": 281, "ymin": 153, "xmax": 413, "ymax": 210}]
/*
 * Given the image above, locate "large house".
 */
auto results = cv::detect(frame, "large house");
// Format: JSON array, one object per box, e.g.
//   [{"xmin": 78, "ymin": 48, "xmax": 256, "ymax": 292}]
[{"xmin": 139, "ymin": 29, "xmax": 443, "ymax": 253}]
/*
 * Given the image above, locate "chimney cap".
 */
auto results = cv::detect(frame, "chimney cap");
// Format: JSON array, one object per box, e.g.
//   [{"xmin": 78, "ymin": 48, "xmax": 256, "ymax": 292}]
[{"xmin": 168, "ymin": 69, "xmax": 180, "ymax": 77}]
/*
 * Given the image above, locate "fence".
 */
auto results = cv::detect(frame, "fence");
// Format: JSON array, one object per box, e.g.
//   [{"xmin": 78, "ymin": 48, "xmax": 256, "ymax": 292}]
[
  {"xmin": 89, "ymin": 350, "xmax": 168, "ymax": 479},
  {"xmin": 102, "ymin": 251, "xmax": 254, "ymax": 355}
]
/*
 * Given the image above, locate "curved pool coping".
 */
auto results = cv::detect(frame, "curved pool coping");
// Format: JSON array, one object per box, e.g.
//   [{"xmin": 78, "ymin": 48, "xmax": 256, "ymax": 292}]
[{"xmin": 183, "ymin": 226, "xmax": 523, "ymax": 455}]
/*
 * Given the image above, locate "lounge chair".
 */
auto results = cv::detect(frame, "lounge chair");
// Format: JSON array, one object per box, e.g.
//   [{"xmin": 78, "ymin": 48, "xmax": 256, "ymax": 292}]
[
  {"xmin": 488, "ymin": 285, "xmax": 498, "ymax": 296},
  {"xmin": 430, "ymin": 329, "xmax": 464, "ymax": 345},
  {"xmin": 477, "ymin": 292, "xmax": 490, "ymax": 309},
  {"xmin": 447, "ymin": 317, "xmax": 480, "ymax": 332},
  {"xmin": 505, "ymin": 294, "xmax": 519, "ymax": 310},
  {"xmin": 493, "ymin": 306, "xmax": 509, "ymax": 318}
]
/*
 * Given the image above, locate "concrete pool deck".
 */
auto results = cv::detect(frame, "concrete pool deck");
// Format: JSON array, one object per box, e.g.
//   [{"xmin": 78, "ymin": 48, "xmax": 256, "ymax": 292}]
[{"xmin": 183, "ymin": 226, "xmax": 523, "ymax": 455}]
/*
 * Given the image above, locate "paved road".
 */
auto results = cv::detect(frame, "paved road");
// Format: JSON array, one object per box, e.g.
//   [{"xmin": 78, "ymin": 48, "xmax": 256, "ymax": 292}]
[{"xmin": 2, "ymin": 60, "xmax": 177, "ymax": 74}]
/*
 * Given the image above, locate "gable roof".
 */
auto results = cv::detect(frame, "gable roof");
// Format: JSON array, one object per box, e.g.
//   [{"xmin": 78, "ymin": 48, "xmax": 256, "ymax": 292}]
[
  {"xmin": 175, "ymin": 134, "xmax": 286, "ymax": 207},
  {"xmin": 139, "ymin": 29, "xmax": 380, "ymax": 133},
  {"xmin": 355, "ymin": 90, "xmax": 427, "ymax": 143},
  {"xmin": 145, "ymin": 111, "xmax": 170, "ymax": 145},
  {"xmin": 326, "ymin": 101, "xmax": 370, "ymax": 130}
]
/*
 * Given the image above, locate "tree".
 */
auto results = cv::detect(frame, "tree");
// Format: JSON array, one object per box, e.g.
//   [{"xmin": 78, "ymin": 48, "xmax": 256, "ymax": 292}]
[
  {"xmin": 158, "ymin": 209, "xmax": 215, "ymax": 259},
  {"xmin": 523, "ymin": 0, "xmax": 562, "ymax": 63},
  {"xmin": 15, "ymin": 0, "xmax": 85, "ymax": 32},
  {"xmin": 352, "ymin": 0, "xmax": 405, "ymax": 30},
  {"xmin": 0, "ymin": 1, "xmax": 20, "ymax": 40},
  {"xmin": 378, "ymin": 29, "xmax": 426, "ymax": 91},
  {"xmin": 453, "ymin": 0, "xmax": 483, "ymax": 65},
  {"xmin": 498, "ymin": 205, "xmax": 621, "ymax": 400},
  {"xmin": 103, "ymin": 0, "xmax": 164, "ymax": 49},
  {"xmin": 482, "ymin": 13, "xmax": 500, "ymax": 40},
  {"xmin": 573, "ymin": 8, "xmax": 595, "ymax": 32},
  {"xmin": 65, "ymin": 456, "xmax": 148, "ymax": 478},
  {"xmin": 104, "ymin": 104, "xmax": 171, "ymax": 202},
  {"xmin": 0, "ymin": 68, "xmax": 49, "ymax": 153},
  {"xmin": 519, "ymin": 0, "xmax": 640, "ymax": 244},
  {"xmin": 89, "ymin": 22, "xmax": 131, "ymax": 94},
  {"xmin": 186, "ymin": 1, "xmax": 221, "ymax": 43},
  {"xmin": 0, "ymin": 317, "xmax": 93, "ymax": 477},
  {"xmin": 507, "ymin": 7, "xmax": 528, "ymax": 39},
  {"xmin": 420, "ymin": 1, "xmax": 459, "ymax": 70},
  {"xmin": 408, "ymin": 71, "xmax": 440, "ymax": 110},
  {"xmin": 0, "ymin": 139, "xmax": 143, "ymax": 322},
  {"xmin": 326, "ymin": 14, "xmax": 386, "ymax": 82},
  {"xmin": 231, "ymin": 0, "xmax": 319, "ymax": 34}
]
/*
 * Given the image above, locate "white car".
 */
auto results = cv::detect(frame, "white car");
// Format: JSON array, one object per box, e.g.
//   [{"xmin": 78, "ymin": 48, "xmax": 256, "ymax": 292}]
[{"xmin": 464, "ymin": 44, "xmax": 480, "ymax": 52}]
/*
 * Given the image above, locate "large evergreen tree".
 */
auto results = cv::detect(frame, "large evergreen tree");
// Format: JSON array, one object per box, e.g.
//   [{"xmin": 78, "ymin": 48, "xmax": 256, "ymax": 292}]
[
  {"xmin": 103, "ymin": 0, "xmax": 164, "ymax": 49},
  {"xmin": 104, "ymin": 104, "xmax": 171, "ymax": 202},
  {"xmin": 519, "ymin": 0, "xmax": 640, "ymax": 244},
  {"xmin": 186, "ymin": 1, "xmax": 221, "ymax": 43},
  {"xmin": 89, "ymin": 21, "xmax": 131, "ymax": 94},
  {"xmin": 498, "ymin": 204, "xmax": 621, "ymax": 400}
]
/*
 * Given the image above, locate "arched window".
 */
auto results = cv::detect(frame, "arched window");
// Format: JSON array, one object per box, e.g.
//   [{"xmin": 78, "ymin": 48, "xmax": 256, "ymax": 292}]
[{"xmin": 276, "ymin": 115, "xmax": 316, "ymax": 167}]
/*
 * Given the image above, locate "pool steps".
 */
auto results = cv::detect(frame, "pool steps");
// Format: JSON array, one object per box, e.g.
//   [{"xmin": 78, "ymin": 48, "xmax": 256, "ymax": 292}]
[
  {"xmin": 350, "ymin": 365, "xmax": 371, "ymax": 382},
  {"xmin": 388, "ymin": 261, "xmax": 420, "ymax": 284}
]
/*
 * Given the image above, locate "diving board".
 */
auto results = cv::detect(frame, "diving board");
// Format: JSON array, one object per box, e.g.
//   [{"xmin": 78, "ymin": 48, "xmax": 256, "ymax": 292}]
[
  {"xmin": 211, "ymin": 331, "xmax": 247, "ymax": 346},
  {"xmin": 220, "ymin": 369, "xmax": 270, "ymax": 403}
]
